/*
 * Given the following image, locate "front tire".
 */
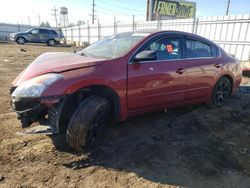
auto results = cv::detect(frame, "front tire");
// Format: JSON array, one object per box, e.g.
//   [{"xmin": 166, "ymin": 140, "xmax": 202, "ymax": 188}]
[
  {"xmin": 212, "ymin": 77, "xmax": 231, "ymax": 107},
  {"xmin": 66, "ymin": 96, "xmax": 110, "ymax": 151},
  {"xmin": 16, "ymin": 37, "xmax": 26, "ymax": 44}
]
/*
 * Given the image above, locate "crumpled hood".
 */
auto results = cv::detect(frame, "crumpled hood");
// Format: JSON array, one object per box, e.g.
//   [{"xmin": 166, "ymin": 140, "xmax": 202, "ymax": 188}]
[{"xmin": 13, "ymin": 52, "xmax": 106, "ymax": 86}]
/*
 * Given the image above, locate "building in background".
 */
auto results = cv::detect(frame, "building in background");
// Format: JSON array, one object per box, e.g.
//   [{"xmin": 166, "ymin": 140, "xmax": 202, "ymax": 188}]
[{"xmin": 147, "ymin": 0, "xmax": 196, "ymax": 20}]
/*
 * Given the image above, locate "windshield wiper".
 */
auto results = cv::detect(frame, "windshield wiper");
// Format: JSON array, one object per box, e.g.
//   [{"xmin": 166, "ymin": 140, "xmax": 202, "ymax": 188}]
[{"xmin": 80, "ymin": 52, "xmax": 89, "ymax": 57}]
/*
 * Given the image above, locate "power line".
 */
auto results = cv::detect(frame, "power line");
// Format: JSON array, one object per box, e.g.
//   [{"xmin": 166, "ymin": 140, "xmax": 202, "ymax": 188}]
[
  {"xmin": 96, "ymin": 5, "xmax": 144, "ymax": 16},
  {"xmin": 97, "ymin": 0, "xmax": 145, "ymax": 13},
  {"xmin": 96, "ymin": 8, "xmax": 144, "ymax": 17}
]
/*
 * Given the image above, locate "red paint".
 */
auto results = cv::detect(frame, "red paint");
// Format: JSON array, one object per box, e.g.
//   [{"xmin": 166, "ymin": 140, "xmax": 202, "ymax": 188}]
[{"xmin": 12, "ymin": 31, "xmax": 242, "ymax": 121}]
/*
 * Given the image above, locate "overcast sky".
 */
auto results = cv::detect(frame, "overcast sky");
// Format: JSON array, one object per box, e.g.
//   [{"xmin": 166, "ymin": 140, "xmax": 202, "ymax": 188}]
[{"xmin": 0, "ymin": 0, "xmax": 249, "ymax": 26}]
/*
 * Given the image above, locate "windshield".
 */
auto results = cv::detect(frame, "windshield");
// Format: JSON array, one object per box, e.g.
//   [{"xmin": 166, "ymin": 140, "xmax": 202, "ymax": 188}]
[
  {"xmin": 25, "ymin": 29, "xmax": 33, "ymax": 33},
  {"xmin": 79, "ymin": 32, "xmax": 150, "ymax": 59}
]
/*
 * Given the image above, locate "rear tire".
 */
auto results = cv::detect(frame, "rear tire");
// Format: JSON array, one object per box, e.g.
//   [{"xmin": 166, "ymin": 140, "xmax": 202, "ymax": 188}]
[
  {"xmin": 16, "ymin": 37, "xmax": 26, "ymax": 44},
  {"xmin": 47, "ymin": 39, "xmax": 56, "ymax": 46},
  {"xmin": 212, "ymin": 77, "xmax": 231, "ymax": 107},
  {"xmin": 66, "ymin": 96, "xmax": 110, "ymax": 151}
]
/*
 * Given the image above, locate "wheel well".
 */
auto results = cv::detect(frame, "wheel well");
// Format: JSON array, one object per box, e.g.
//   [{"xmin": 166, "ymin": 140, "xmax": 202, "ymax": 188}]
[
  {"xmin": 56, "ymin": 85, "xmax": 120, "ymax": 132},
  {"xmin": 221, "ymin": 75, "xmax": 234, "ymax": 95},
  {"xmin": 46, "ymin": 38, "xmax": 56, "ymax": 43}
]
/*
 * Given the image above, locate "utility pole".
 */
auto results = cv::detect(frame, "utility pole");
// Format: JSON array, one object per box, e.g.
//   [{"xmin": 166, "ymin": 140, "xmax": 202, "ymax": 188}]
[
  {"xmin": 37, "ymin": 14, "xmax": 41, "ymax": 26},
  {"xmin": 92, "ymin": 0, "xmax": 96, "ymax": 24},
  {"xmin": 51, "ymin": 6, "xmax": 59, "ymax": 27},
  {"xmin": 226, "ymin": 0, "xmax": 231, "ymax": 15}
]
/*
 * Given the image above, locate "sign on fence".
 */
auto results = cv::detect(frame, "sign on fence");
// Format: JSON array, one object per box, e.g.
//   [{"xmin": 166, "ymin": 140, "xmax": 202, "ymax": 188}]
[{"xmin": 149, "ymin": 0, "xmax": 196, "ymax": 20}]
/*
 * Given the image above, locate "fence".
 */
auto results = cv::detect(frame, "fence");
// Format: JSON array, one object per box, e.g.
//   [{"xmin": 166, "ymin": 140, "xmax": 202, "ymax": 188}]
[
  {"xmin": 62, "ymin": 14, "xmax": 250, "ymax": 61},
  {"xmin": 0, "ymin": 23, "xmax": 35, "ymax": 40}
]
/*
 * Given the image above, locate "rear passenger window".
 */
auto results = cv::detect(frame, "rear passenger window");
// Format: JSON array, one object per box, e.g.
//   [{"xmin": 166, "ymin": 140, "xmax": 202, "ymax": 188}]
[
  {"xmin": 39, "ymin": 29, "xmax": 49, "ymax": 34},
  {"xmin": 50, "ymin": 30, "xmax": 58, "ymax": 35},
  {"xmin": 186, "ymin": 39, "xmax": 213, "ymax": 58}
]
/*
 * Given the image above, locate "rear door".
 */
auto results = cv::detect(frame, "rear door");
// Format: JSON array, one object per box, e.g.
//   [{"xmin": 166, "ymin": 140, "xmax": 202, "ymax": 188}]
[
  {"xmin": 127, "ymin": 34, "xmax": 187, "ymax": 109},
  {"xmin": 184, "ymin": 37, "xmax": 221, "ymax": 101},
  {"xmin": 39, "ymin": 29, "xmax": 50, "ymax": 42}
]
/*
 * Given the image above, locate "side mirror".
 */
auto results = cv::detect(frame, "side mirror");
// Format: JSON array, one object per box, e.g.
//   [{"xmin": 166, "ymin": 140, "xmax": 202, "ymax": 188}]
[{"xmin": 134, "ymin": 50, "xmax": 157, "ymax": 62}]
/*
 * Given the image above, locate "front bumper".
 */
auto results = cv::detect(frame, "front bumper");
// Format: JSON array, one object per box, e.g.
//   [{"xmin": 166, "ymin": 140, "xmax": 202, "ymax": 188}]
[
  {"xmin": 10, "ymin": 97, "xmax": 48, "ymax": 128},
  {"xmin": 10, "ymin": 86, "xmax": 64, "ymax": 132},
  {"xmin": 9, "ymin": 34, "xmax": 16, "ymax": 41}
]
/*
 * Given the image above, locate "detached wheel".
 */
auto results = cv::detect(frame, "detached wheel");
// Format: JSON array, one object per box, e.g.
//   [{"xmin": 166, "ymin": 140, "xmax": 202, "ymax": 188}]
[
  {"xmin": 212, "ymin": 77, "xmax": 231, "ymax": 107},
  {"xmin": 16, "ymin": 37, "xmax": 25, "ymax": 44},
  {"xmin": 66, "ymin": 96, "xmax": 110, "ymax": 151},
  {"xmin": 47, "ymin": 39, "xmax": 56, "ymax": 46}
]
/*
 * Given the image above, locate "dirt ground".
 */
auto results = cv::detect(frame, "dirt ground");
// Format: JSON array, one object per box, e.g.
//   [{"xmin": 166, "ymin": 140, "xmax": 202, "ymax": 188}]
[{"xmin": 0, "ymin": 43, "xmax": 250, "ymax": 188}]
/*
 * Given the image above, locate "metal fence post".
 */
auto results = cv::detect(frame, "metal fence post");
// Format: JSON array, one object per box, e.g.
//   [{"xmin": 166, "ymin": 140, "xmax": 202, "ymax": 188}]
[
  {"xmin": 78, "ymin": 25, "xmax": 81, "ymax": 45},
  {"xmin": 132, "ymin": 15, "xmax": 135, "ymax": 31},
  {"xmin": 17, "ymin": 23, "xmax": 20, "ymax": 32},
  {"xmin": 98, "ymin": 20, "xmax": 101, "ymax": 40},
  {"xmin": 195, "ymin": 18, "xmax": 199, "ymax": 34},
  {"xmin": 71, "ymin": 26, "xmax": 73, "ymax": 42},
  {"xmin": 114, "ymin": 17, "xmax": 116, "ymax": 35},
  {"xmin": 192, "ymin": 18, "xmax": 196, "ymax": 34},
  {"xmin": 65, "ymin": 28, "xmax": 67, "ymax": 43},
  {"xmin": 87, "ymin": 23, "xmax": 90, "ymax": 43}
]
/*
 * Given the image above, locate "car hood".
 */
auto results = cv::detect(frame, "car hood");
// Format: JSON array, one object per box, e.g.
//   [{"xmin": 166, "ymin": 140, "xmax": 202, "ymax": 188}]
[
  {"xmin": 12, "ymin": 32, "xmax": 26, "ymax": 36},
  {"xmin": 13, "ymin": 52, "xmax": 106, "ymax": 86}
]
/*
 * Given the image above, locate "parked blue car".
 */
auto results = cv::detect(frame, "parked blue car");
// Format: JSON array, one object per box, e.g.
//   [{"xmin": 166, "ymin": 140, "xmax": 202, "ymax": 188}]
[{"xmin": 10, "ymin": 28, "xmax": 61, "ymax": 46}]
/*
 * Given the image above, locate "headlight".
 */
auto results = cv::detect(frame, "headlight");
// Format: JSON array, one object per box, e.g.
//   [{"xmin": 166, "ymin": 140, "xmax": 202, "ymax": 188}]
[{"xmin": 12, "ymin": 73, "xmax": 64, "ymax": 99}]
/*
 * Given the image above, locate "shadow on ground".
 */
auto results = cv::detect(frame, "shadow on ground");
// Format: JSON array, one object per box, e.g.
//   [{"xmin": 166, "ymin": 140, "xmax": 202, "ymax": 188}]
[
  {"xmin": 51, "ymin": 92, "xmax": 250, "ymax": 186},
  {"xmin": 49, "ymin": 74, "xmax": 250, "ymax": 187}
]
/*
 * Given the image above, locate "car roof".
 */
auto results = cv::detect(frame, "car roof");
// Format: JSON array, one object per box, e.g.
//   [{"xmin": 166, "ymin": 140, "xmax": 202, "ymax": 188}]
[
  {"xmin": 122, "ymin": 30, "xmax": 218, "ymax": 47},
  {"xmin": 30, "ymin": 27, "xmax": 56, "ymax": 31}
]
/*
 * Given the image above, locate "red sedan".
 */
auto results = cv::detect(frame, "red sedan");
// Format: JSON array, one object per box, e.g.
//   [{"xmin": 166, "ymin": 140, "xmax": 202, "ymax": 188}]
[{"xmin": 10, "ymin": 30, "xmax": 242, "ymax": 150}]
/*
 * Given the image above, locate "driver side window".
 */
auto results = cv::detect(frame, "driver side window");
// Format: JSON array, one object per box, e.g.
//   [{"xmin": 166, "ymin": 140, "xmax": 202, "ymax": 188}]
[
  {"xmin": 144, "ymin": 37, "xmax": 182, "ymax": 60},
  {"xmin": 30, "ymin": 29, "xmax": 39, "ymax": 34}
]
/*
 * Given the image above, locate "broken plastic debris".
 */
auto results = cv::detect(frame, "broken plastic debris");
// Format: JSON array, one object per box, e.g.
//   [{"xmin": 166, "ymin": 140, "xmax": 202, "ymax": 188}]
[{"xmin": 16, "ymin": 125, "xmax": 58, "ymax": 135}]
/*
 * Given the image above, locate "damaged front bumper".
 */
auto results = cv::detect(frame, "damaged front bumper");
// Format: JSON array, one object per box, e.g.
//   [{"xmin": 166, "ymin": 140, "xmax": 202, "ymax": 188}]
[{"xmin": 10, "ymin": 87, "xmax": 65, "ymax": 134}]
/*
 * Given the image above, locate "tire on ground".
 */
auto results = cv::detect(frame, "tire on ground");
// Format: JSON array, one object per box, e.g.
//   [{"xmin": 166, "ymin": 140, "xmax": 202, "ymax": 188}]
[
  {"xmin": 66, "ymin": 95, "xmax": 110, "ymax": 151},
  {"xmin": 47, "ymin": 39, "xmax": 56, "ymax": 46},
  {"xmin": 16, "ymin": 37, "xmax": 25, "ymax": 44},
  {"xmin": 212, "ymin": 77, "xmax": 231, "ymax": 107}
]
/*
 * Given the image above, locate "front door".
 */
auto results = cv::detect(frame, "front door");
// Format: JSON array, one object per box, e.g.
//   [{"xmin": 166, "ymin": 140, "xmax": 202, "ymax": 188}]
[
  {"xmin": 29, "ymin": 29, "xmax": 40, "ymax": 42},
  {"xmin": 127, "ymin": 35, "xmax": 187, "ymax": 110}
]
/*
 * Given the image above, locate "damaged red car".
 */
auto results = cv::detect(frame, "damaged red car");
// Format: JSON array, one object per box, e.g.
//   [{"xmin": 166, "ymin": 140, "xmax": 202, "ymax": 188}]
[{"xmin": 10, "ymin": 30, "xmax": 242, "ymax": 151}]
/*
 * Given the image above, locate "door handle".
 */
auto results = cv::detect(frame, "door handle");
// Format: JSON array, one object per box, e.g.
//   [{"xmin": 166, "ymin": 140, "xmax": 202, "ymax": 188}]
[
  {"xmin": 214, "ymin": 63, "xmax": 222, "ymax": 68},
  {"xmin": 176, "ymin": 68, "xmax": 185, "ymax": 74}
]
